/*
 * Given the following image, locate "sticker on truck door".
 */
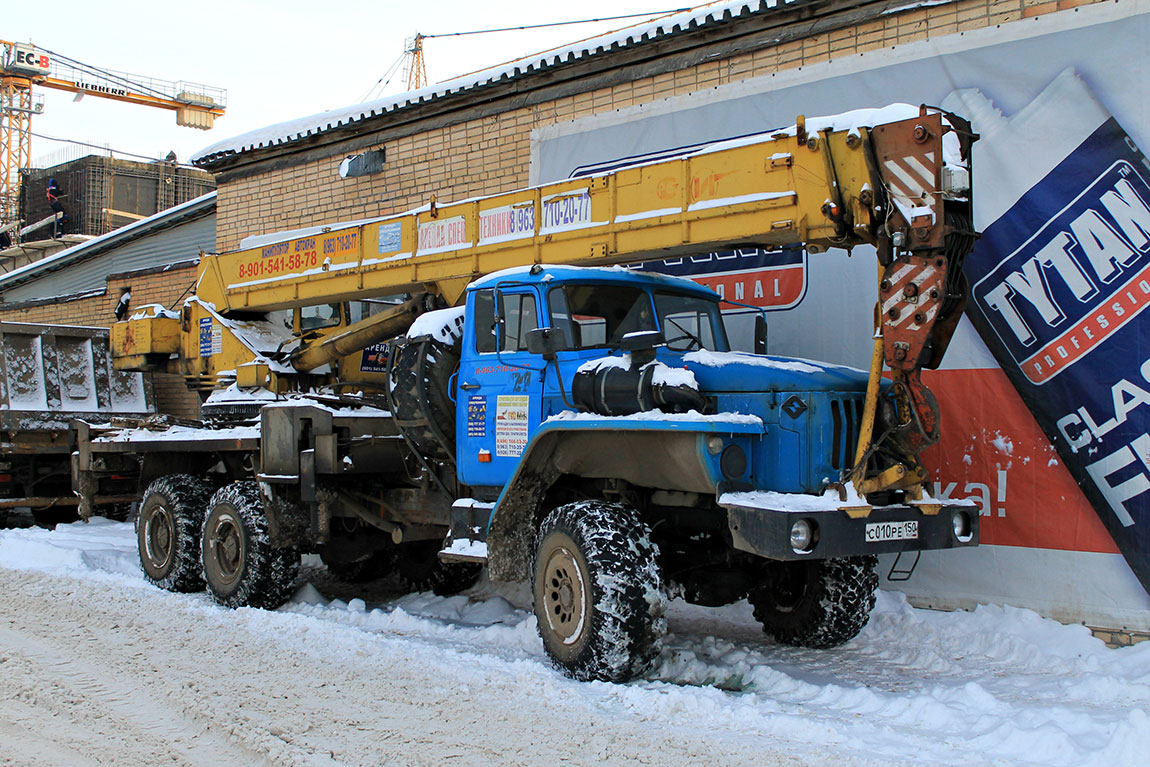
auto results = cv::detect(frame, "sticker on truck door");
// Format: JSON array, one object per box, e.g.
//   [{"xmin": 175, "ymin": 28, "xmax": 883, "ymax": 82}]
[
  {"xmin": 467, "ymin": 395, "xmax": 487, "ymax": 438},
  {"xmin": 495, "ymin": 395, "xmax": 529, "ymax": 457}
]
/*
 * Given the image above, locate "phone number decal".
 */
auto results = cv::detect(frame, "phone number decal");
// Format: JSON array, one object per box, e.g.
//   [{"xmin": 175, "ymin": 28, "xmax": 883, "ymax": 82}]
[{"xmin": 238, "ymin": 250, "xmax": 318, "ymax": 279}]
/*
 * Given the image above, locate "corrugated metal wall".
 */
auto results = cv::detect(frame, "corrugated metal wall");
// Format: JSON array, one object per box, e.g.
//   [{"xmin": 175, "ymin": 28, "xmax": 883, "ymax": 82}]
[{"xmin": 0, "ymin": 212, "xmax": 215, "ymax": 303}]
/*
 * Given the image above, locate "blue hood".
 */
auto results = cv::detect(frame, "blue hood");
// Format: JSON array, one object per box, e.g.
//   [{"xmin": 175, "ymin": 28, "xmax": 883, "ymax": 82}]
[{"xmin": 678, "ymin": 350, "xmax": 870, "ymax": 393}]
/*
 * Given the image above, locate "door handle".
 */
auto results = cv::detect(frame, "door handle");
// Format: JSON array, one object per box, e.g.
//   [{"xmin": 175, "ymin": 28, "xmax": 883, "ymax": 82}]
[{"xmin": 460, "ymin": 382, "xmax": 480, "ymax": 391}]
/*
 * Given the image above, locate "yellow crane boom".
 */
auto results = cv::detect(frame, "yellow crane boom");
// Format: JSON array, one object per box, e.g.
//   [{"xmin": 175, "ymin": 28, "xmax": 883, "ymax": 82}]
[{"xmin": 113, "ymin": 104, "xmax": 975, "ymax": 499}]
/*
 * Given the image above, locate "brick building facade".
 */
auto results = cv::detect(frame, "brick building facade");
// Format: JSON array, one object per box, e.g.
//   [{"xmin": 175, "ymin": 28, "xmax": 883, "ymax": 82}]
[{"xmin": 201, "ymin": 0, "xmax": 1103, "ymax": 250}]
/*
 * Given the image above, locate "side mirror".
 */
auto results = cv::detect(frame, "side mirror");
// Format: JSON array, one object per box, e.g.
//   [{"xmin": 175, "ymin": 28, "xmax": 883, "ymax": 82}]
[
  {"xmin": 525, "ymin": 327, "xmax": 569, "ymax": 359},
  {"xmin": 754, "ymin": 315, "xmax": 768, "ymax": 355}
]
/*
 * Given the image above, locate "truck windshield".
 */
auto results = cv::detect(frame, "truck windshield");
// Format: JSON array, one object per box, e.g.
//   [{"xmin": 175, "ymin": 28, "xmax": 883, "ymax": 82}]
[
  {"xmin": 548, "ymin": 284, "xmax": 727, "ymax": 351},
  {"xmin": 654, "ymin": 290, "xmax": 728, "ymax": 351}
]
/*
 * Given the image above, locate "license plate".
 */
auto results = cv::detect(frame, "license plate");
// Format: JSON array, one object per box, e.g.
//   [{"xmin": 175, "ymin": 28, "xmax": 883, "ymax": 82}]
[{"xmin": 865, "ymin": 520, "xmax": 919, "ymax": 543}]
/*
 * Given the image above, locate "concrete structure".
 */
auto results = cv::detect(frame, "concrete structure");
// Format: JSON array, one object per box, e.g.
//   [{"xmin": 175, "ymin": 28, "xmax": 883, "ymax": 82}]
[{"xmin": 0, "ymin": 192, "xmax": 216, "ymax": 417}]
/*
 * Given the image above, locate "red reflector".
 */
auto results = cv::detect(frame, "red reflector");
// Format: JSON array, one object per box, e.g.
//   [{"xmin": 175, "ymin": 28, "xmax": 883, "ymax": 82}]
[
  {"xmin": 477, "ymin": 451, "xmax": 491, "ymax": 463},
  {"xmin": 0, "ymin": 474, "xmax": 11, "ymax": 482}
]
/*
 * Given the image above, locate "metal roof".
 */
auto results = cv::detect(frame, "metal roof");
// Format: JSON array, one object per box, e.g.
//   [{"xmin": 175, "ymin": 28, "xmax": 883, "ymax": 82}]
[
  {"xmin": 0, "ymin": 191, "xmax": 216, "ymax": 295},
  {"xmin": 192, "ymin": 1, "xmax": 805, "ymax": 166}
]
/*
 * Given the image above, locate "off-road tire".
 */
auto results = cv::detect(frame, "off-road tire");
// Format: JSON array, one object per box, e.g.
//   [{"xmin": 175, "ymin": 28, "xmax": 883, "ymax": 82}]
[
  {"xmin": 320, "ymin": 547, "xmax": 397, "ymax": 583},
  {"xmin": 532, "ymin": 501, "xmax": 667, "ymax": 683},
  {"xmin": 749, "ymin": 555, "xmax": 879, "ymax": 648},
  {"xmin": 201, "ymin": 481, "xmax": 300, "ymax": 610},
  {"xmin": 137, "ymin": 474, "xmax": 211, "ymax": 592},
  {"xmin": 395, "ymin": 540, "xmax": 483, "ymax": 596},
  {"xmin": 99, "ymin": 503, "xmax": 134, "ymax": 522},
  {"xmin": 387, "ymin": 310, "xmax": 464, "ymax": 462}
]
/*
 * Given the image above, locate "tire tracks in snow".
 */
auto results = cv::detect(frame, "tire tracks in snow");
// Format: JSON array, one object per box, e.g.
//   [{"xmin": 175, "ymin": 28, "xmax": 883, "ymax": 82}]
[{"xmin": 0, "ymin": 566, "xmax": 813, "ymax": 767}]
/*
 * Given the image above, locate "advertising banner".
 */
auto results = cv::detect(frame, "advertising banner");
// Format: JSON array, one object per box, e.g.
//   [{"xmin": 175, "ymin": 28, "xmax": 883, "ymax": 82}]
[{"xmin": 533, "ymin": 1, "xmax": 1150, "ymax": 626}]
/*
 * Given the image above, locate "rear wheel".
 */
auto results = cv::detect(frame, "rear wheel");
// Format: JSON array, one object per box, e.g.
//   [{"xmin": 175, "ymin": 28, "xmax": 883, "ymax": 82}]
[
  {"xmin": 320, "ymin": 546, "xmax": 397, "ymax": 583},
  {"xmin": 99, "ymin": 503, "xmax": 134, "ymax": 522},
  {"xmin": 137, "ymin": 474, "xmax": 211, "ymax": 592},
  {"xmin": 395, "ymin": 539, "xmax": 483, "ymax": 596},
  {"xmin": 748, "ymin": 556, "xmax": 878, "ymax": 648},
  {"xmin": 201, "ymin": 481, "xmax": 300, "ymax": 610},
  {"xmin": 532, "ymin": 501, "xmax": 666, "ymax": 683}
]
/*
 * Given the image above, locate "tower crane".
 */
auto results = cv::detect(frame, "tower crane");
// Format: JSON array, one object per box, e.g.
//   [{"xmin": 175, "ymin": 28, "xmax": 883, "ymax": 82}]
[
  {"xmin": 0, "ymin": 40, "xmax": 227, "ymax": 229},
  {"xmin": 403, "ymin": 34, "xmax": 428, "ymax": 91}
]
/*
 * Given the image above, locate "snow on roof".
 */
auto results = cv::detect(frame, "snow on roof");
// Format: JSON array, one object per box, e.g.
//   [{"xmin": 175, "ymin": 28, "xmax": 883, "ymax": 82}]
[
  {"xmin": 0, "ymin": 191, "xmax": 217, "ymax": 290},
  {"xmin": 192, "ymin": 1, "xmax": 800, "ymax": 165}
]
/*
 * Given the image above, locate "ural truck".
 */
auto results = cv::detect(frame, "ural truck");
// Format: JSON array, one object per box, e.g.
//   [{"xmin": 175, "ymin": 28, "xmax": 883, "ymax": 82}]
[
  {"xmin": 80, "ymin": 105, "xmax": 979, "ymax": 682},
  {"xmin": 0, "ymin": 321, "xmax": 153, "ymax": 527}
]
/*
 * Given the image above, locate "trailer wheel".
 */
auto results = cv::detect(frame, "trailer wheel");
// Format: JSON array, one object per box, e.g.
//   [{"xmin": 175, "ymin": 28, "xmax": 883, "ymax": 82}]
[
  {"xmin": 395, "ymin": 540, "xmax": 483, "ymax": 596},
  {"xmin": 748, "ymin": 555, "xmax": 878, "ymax": 649},
  {"xmin": 320, "ymin": 547, "xmax": 397, "ymax": 583},
  {"xmin": 201, "ymin": 481, "xmax": 300, "ymax": 610},
  {"xmin": 137, "ymin": 474, "xmax": 211, "ymax": 593},
  {"xmin": 532, "ymin": 501, "xmax": 666, "ymax": 683}
]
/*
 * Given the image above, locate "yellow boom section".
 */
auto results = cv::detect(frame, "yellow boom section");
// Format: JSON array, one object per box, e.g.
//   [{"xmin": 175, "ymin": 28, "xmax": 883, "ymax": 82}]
[{"xmin": 196, "ymin": 117, "xmax": 887, "ymax": 314}]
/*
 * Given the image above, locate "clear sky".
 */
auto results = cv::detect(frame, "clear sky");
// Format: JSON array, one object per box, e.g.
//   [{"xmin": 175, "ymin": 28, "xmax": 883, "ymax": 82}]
[{"xmin": 4, "ymin": 1, "xmax": 696, "ymax": 168}]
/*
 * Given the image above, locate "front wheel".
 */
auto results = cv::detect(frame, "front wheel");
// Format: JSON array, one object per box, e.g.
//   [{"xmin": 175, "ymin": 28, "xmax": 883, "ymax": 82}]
[
  {"xmin": 532, "ymin": 501, "xmax": 666, "ymax": 683},
  {"xmin": 201, "ymin": 481, "xmax": 299, "ymax": 610},
  {"xmin": 748, "ymin": 555, "xmax": 878, "ymax": 648}
]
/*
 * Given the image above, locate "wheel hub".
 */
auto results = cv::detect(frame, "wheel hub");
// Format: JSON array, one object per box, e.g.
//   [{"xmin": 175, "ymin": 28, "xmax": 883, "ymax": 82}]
[
  {"xmin": 208, "ymin": 513, "xmax": 243, "ymax": 585},
  {"xmin": 144, "ymin": 506, "xmax": 173, "ymax": 568},
  {"xmin": 543, "ymin": 545, "xmax": 586, "ymax": 644}
]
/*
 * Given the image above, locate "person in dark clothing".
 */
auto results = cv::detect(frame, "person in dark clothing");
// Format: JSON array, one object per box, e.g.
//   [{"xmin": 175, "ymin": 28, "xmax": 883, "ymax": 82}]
[{"xmin": 47, "ymin": 177, "xmax": 68, "ymax": 237}]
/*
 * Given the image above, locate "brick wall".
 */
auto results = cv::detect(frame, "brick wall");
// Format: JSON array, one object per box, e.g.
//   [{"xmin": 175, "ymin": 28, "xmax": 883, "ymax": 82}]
[
  {"xmin": 0, "ymin": 263, "xmax": 202, "ymax": 418},
  {"xmin": 214, "ymin": 0, "xmax": 1110, "ymax": 250}
]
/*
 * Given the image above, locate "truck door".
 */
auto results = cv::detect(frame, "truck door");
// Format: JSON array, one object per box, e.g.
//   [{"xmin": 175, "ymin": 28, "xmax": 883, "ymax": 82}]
[{"xmin": 456, "ymin": 286, "xmax": 544, "ymax": 488}]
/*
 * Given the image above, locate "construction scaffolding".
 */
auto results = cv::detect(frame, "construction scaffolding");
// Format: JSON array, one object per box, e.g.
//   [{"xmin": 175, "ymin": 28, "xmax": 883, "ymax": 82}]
[{"xmin": 18, "ymin": 154, "xmax": 213, "ymax": 238}]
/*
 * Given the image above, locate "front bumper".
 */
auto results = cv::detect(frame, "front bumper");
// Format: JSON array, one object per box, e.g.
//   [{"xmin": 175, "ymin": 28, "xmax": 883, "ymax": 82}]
[{"xmin": 722, "ymin": 494, "xmax": 979, "ymax": 561}]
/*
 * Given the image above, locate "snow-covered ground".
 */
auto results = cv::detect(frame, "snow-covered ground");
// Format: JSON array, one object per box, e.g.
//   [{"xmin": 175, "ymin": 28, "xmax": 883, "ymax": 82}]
[{"xmin": 0, "ymin": 519, "xmax": 1146, "ymax": 767}]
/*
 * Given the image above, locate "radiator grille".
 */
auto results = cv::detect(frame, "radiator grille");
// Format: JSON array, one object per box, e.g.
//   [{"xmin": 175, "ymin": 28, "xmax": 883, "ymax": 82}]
[{"xmin": 829, "ymin": 397, "xmax": 864, "ymax": 471}]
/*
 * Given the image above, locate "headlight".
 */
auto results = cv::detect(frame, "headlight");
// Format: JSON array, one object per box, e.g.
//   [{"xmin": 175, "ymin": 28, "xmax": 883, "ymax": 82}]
[
  {"xmin": 790, "ymin": 519, "xmax": 816, "ymax": 553},
  {"xmin": 952, "ymin": 510, "xmax": 973, "ymax": 542}
]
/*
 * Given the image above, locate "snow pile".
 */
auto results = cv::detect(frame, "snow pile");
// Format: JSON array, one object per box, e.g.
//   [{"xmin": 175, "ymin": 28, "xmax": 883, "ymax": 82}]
[
  {"xmin": 204, "ymin": 383, "xmax": 281, "ymax": 406},
  {"xmin": 406, "ymin": 305, "xmax": 466, "ymax": 342},
  {"xmin": 547, "ymin": 409, "xmax": 762, "ymax": 426},
  {"xmin": 649, "ymin": 362, "xmax": 697, "ymax": 389},
  {"xmin": 2, "ymin": 519, "xmax": 1147, "ymax": 766},
  {"xmin": 129, "ymin": 304, "xmax": 179, "ymax": 320},
  {"xmin": 93, "ymin": 423, "xmax": 261, "ymax": 444},
  {"xmin": 0, "ymin": 518, "xmax": 139, "ymax": 577},
  {"xmin": 684, "ymin": 349, "xmax": 849, "ymax": 374}
]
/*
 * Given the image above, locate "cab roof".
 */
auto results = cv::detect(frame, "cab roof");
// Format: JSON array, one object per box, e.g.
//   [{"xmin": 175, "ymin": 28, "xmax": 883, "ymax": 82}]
[{"xmin": 468, "ymin": 264, "xmax": 720, "ymax": 300}]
